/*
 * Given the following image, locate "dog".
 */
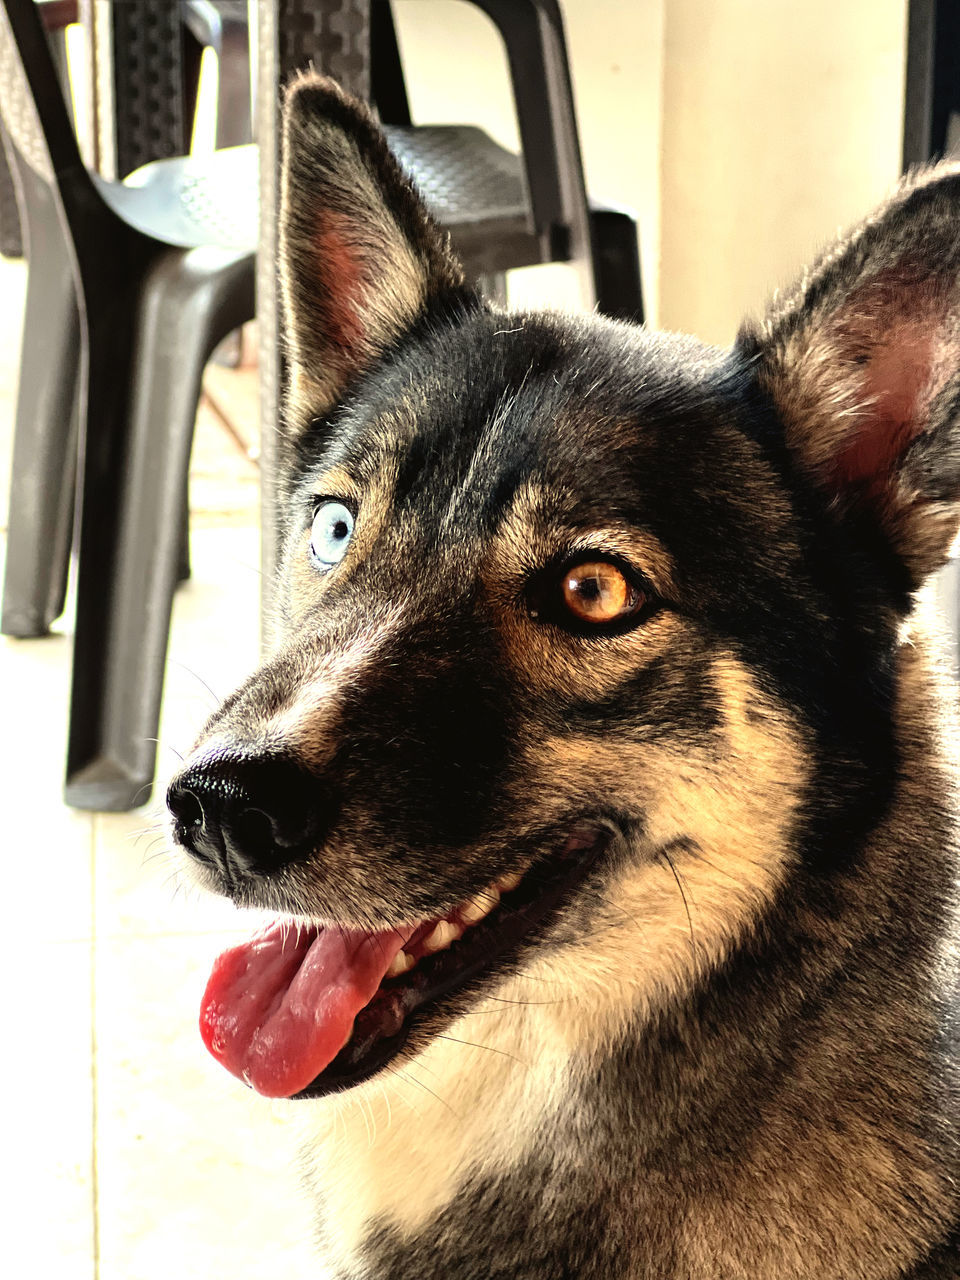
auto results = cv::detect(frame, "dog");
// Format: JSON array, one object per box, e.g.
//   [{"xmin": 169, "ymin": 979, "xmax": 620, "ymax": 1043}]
[{"xmin": 167, "ymin": 75, "xmax": 960, "ymax": 1278}]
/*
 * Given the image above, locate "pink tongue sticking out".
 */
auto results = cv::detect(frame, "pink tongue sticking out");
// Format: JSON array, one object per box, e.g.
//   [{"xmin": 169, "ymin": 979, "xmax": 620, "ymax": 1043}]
[{"xmin": 200, "ymin": 919, "xmax": 414, "ymax": 1098}]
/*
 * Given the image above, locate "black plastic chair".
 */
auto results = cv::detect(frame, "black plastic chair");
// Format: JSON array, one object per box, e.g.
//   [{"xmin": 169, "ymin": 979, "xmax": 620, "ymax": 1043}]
[
  {"xmin": 0, "ymin": 0, "xmax": 76, "ymax": 258},
  {"xmin": 372, "ymin": 0, "xmax": 644, "ymax": 322},
  {"xmin": 183, "ymin": 1, "xmax": 252, "ymax": 150},
  {"xmin": 1, "ymin": 3, "xmax": 253, "ymax": 258},
  {"xmin": 0, "ymin": 117, "xmax": 20, "ymax": 253},
  {"xmin": 0, "ymin": 0, "xmax": 255, "ymax": 810},
  {"xmin": 903, "ymin": 0, "xmax": 960, "ymax": 168}
]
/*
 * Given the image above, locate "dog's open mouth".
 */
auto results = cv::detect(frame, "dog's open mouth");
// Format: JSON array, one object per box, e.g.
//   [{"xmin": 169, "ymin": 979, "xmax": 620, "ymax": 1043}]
[{"xmin": 199, "ymin": 825, "xmax": 608, "ymax": 1099}]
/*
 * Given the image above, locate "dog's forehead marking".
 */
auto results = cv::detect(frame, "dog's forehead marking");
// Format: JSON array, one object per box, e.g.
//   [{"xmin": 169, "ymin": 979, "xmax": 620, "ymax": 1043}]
[
  {"xmin": 265, "ymin": 605, "xmax": 407, "ymax": 757},
  {"xmin": 484, "ymin": 476, "xmax": 678, "ymax": 589},
  {"xmin": 195, "ymin": 605, "xmax": 409, "ymax": 769},
  {"xmin": 319, "ymin": 344, "xmax": 646, "ymax": 507},
  {"xmin": 307, "ymin": 390, "xmax": 686, "ymax": 587}
]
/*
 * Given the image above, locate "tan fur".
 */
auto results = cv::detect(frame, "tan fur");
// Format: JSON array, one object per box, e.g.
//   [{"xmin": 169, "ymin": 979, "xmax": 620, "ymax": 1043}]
[
  {"xmin": 666, "ymin": 631, "xmax": 960, "ymax": 1279},
  {"xmin": 297, "ymin": 1008, "xmax": 569, "ymax": 1266},
  {"xmin": 516, "ymin": 656, "xmax": 808, "ymax": 1040},
  {"xmin": 286, "ymin": 459, "xmax": 399, "ymax": 620},
  {"xmin": 486, "ymin": 480, "xmax": 679, "ymax": 601},
  {"xmin": 484, "ymin": 478, "xmax": 682, "ymax": 702}
]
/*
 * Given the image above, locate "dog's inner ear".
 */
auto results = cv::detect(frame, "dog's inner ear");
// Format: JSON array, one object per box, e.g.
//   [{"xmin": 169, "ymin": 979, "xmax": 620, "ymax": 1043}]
[
  {"xmin": 280, "ymin": 75, "xmax": 465, "ymax": 421},
  {"xmin": 741, "ymin": 170, "xmax": 960, "ymax": 590}
]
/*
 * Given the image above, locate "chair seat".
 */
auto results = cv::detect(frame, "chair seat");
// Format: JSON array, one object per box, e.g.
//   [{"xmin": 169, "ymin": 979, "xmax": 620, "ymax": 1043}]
[
  {"xmin": 386, "ymin": 124, "xmax": 543, "ymax": 274},
  {"xmin": 94, "ymin": 143, "xmax": 259, "ymax": 251},
  {"xmin": 92, "ymin": 126, "xmax": 539, "ymax": 269},
  {"xmin": 385, "ymin": 124, "xmax": 527, "ymax": 225}
]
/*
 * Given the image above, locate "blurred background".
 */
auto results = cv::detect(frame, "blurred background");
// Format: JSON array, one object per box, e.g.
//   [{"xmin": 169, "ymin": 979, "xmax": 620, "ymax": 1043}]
[{"xmin": 0, "ymin": 1, "xmax": 933, "ymax": 1276}]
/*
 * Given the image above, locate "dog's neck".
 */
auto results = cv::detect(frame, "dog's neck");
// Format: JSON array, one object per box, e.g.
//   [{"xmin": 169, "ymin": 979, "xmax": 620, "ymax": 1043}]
[{"xmin": 297, "ymin": 997, "xmax": 567, "ymax": 1261}]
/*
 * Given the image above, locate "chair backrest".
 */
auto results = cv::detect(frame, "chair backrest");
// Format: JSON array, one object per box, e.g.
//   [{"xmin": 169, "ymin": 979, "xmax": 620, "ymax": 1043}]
[
  {"xmin": 469, "ymin": 0, "xmax": 591, "ymax": 272},
  {"xmin": 0, "ymin": 0, "xmax": 83, "ymax": 185},
  {"xmin": 371, "ymin": 0, "xmax": 596, "ymax": 297}
]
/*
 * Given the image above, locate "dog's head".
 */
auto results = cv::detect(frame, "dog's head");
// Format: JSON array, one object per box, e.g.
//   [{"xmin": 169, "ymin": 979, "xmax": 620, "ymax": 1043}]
[{"xmin": 168, "ymin": 77, "xmax": 960, "ymax": 1101}]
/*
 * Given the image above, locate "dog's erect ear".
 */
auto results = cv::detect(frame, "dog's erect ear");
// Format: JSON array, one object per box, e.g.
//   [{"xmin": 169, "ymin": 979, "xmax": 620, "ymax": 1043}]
[
  {"xmin": 740, "ymin": 164, "xmax": 960, "ymax": 590},
  {"xmin": 280, "ymin": 74, "xmax": 465, "ymax": 422}
]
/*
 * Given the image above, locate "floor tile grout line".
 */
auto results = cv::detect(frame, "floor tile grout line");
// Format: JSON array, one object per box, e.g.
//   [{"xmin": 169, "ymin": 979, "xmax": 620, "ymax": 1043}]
[{"xmin": 90, "ymin": 814, "xmax": 100, "ymax": 1279}]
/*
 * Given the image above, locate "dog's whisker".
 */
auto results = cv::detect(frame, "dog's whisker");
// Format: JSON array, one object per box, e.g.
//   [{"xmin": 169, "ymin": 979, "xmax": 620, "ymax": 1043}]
[
  {"xmin": 361, "ymin": 1091, "xmax": 378, "ymax": 1149},
  {"xmin": 124, "ymin": 781, "xmax": 154, "ymax": 808},
  {"xmin": 349, "ymin": 1090, "xmax": 374, "ymax": 1150},
  {"xmin": 392, "ymin": 1066, "xmax": 458, "ymax": 1118},
  {"xmin": 141, "ymin": 737, "xmax": 185, "ymax": 762},
  {"xmin": 683, "ymin": 842, "xmax": 770, "ymax": 880},
  {"xmin": 464, "ymin": 993, "xmax": 564, "ymax": 1010},
  {"xmin": 386, "ymin": 1073, "xmax": 426, "ymax": 1123},
  {"xmin": 436, "ymin": 1033, "xmax": 529, "ymax": 1068},
  {"xmin": 161, "ymin": 869, "xmax": 184, "ymax": 900},
  {"xmin": 377, "ymin": 1079, "xmax": 393, "ymax": 1133},
  {"xmin": 169, "ymin": 661, "xmax": 222, "ymax": 708},
  {"xmin": 658, "ymin": 848, "xmax": 699, "ymax": 970},
  {"xmin": 138, "ymin": 837, "xmax": 170, "ymax": 864},
  {"xmin": 125, "ymin": 820, "xmax": 164, "ymax": 841}
]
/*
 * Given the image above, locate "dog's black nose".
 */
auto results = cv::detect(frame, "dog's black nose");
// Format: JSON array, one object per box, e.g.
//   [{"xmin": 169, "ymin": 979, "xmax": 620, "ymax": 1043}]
[{"xmin": 167, "ymin": 752, "xmax": 328, "ymax": 880}]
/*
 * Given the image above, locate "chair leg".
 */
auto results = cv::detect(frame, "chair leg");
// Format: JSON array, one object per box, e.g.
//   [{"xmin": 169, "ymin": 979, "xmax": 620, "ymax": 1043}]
[
  {"xmin": 64, "ymin": 247, "xmax": 255, "ymax": 811},
  {"xmin": 1, "ymin": 173, "xmax": 79, "ymax": 638},
  {"xmin": 590, "ymin": 207, "xmax": 644, "ymax": 325},
  {"xmin": 214, "ymin": 7, "xmax": 253, "ymax": 149},
  {"xmin": 209, "ymin": 7, "xmax": 251, "ymax": 377},
  {"xmin": 177, "ymin": 472, "xmax": 191, "ymax": 583},
  {"xmin": 63, "ymin": 266, "xmax": 142, "ymax": 810},
  {"xmin": 0, "ymin": 125, "xmax": 23, "ymax": 259}
]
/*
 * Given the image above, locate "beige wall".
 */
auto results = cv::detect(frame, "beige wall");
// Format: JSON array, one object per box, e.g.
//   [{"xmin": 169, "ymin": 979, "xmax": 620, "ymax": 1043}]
[
  {"xmin": 394, "ymin": 0, "xmax": 907, "ymax": 338},
  {"xmin": 659, "ymin": 0, "xmax": 907, "ymax": 343}
]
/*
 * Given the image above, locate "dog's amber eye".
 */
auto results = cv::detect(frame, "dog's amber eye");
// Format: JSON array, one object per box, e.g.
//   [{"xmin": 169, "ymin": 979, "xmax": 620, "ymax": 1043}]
[{"xmin": 561, "ymin": 561, "xmax": 645, "ymax": 624}]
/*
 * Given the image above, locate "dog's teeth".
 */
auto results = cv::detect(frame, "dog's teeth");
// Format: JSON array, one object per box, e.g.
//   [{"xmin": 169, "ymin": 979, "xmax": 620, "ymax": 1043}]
[
  {"xmin": 422, "ymin": 920, "xmax": 463, "ymax": 953},
  {"xmin": 459, "ymin": 892, "xmax": 498, "ymax": 924},
  {"xmin": 495, "ymin": 870, "xmax": 523, "ymax": 893},
  {"xmin": 385, "ymin": 950, "xmax": 416, "ymax": 979}
]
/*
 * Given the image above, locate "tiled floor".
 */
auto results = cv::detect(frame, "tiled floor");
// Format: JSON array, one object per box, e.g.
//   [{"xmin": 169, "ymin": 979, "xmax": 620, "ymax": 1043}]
[{"xmin": 0, "ymin": 260, "xmax": 318, "ymax": 1278}]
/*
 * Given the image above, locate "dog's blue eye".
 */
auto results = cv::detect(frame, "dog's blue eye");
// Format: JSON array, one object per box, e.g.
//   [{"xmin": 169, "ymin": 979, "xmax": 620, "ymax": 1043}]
[{"xmin": 310, "ymin": 501, "xmax": 354, "ymax": 568}]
